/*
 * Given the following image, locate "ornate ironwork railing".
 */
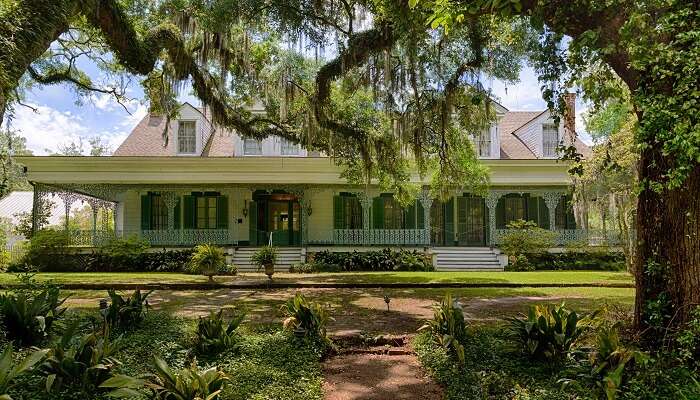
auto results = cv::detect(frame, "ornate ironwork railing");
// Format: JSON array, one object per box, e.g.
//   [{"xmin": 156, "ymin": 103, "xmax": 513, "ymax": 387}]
[
  {"xmin": 331, "ymin": 229, "xmax": 429, "ymax": 246},
  {"xmin": 141, "ymin": 229, "xmax": 230, "ymax": 246},
  {"xmin": 492, "ymin": 229, "xmax": 624, "ymax": 246},
  {"xmin": 68, "ymin": 230, "xmax": 121, "ymax": 247}
]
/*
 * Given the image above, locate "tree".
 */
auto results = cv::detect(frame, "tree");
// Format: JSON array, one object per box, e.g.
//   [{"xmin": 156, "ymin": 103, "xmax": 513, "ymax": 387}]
[
  {"xmin": 13, "ymin": 199, "xmax": 54, "ymax": 238},
  {"xmin": 0, "ymin": 128, "xmax": 32, "ymax": 197},
  {"xmin": 46, "ymin": 136, "xmax": 112, "ymax": 156}
]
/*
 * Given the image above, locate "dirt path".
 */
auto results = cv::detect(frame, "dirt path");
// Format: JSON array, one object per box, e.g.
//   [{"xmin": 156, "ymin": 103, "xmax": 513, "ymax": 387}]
[{"xmin": 323, "ymin": 352, "xmax": 442, "ymax": 400}]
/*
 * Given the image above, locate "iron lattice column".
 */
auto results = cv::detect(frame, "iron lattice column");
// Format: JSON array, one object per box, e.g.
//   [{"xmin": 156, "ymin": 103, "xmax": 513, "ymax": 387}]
[
  {"xmin": 485, "ymin": 191, "xmax": 502, "ymax": 246},
  {"xmin": 357, "ymin": 191, "xmax": 372, "ymax": 245},
  {"xmin": 419, "ymin": 189, "xmax": 433, "ymax": 246},
  {"xmin": 543, "ymin": 192, "xmax": 562, "ymax": 231}
]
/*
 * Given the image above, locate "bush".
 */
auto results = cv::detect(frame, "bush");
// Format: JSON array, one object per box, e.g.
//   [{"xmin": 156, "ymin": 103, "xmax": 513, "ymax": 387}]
[
  {"xmin": 676, "ymin": 306, "xmax": 700, "ymax": 370},
  {"xmin": 0, "ymin": 276, "xmax": 68, "ymax": 346},
  {"xmin": 508, "ymin": 303, "xmax": 597, "ymax": 361},
  {"xmin": 310, "ymin": 248, "xmax": 433, "ymax": 272},
  {"xmin": 526, "ymin": 250, "xmax": 626, "ymax": 271},
  {"xmin": 250, "ymin": 246, "xmax": 278, "ymax": 270},
  {"xmin": 281, "ymin": 292, "xmax": 331, "ymax": 339},
  {"xmin": 0, "ymin": 345, "xmax": 49, "ymax": 398},
  {"xmin": 187, "ymin": 244, "xmax": 227, "ymax": 281},
  {"xmin": 419, "ymin": 294, "xmax": 468, "ymax": 363},
  {"xmin": 500, "ymin": 220, "xmax": 556, "ymax": 268},
  {"xmin": 20, "ymin": 229, "xmax": 73, "ymax": 272},
  {"xmin": 40, "ymin": 323, "xmax": 123, "ymax": 395},
  {"xmin": 505, "ymin": 254, "xmax": 534, "ymax": 271},
  {"xmin": 101, "ymin": 357, "xmax": 230, "ymax": 399},
  {"xmin": 103, "ymin": 289, "xmax": 152, "ymax": 329},
  {"xmin": 195, "ymin": 309, "xmax": 245, "ymax": 354}
]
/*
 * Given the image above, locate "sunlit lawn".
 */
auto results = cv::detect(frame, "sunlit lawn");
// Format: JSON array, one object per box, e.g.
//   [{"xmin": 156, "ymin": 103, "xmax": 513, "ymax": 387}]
[{"xmin": 0, "ymin": 270, "xmax": 633, "ymax": 286}]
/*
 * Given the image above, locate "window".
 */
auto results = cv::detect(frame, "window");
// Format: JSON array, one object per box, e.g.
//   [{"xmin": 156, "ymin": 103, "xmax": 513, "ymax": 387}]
[
  {"xmin": 281, "ymin": 138, "xmax": 300, "ymax": 155},
  {"xmin": 543, "ymin": 123, "xmax": 559, "ymax": 157},
  {"xmin": 504, "ymin": 196, "xmax": 526, "ymax": 225},
  {"xmin": 475, "ymin": 130, "xmax": 491, "ymax": 157},
  {"xmin": 383, "ymin": 197, "xmax": 406, "ymax": 229},
  {"xmin": 334, "ymin": 194, "xmax": 363, "ymax": 229},
  {"xmin": 196, "ymin": 195, "xmax": 218, "ymax": 229},
  {"xmin": 244, "ymin": 138, "xmax": 263, "ymax": 155},
  {"xmin": 150, "ymin": 194, "xmax": 168, "ymax": 230},
  {"xmin": 555, "ymin": 195, "xmax": 577, "ymax": 229},
  {"xmin": 178, "ymin": 121, "xmax": 196, "ymax": 153}
]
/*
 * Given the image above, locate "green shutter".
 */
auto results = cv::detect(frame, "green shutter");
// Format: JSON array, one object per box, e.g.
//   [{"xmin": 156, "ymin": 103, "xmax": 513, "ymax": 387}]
[
  {"xmin": 406, "ymin": 201, "xmax": 416, "ymax": 229},
  {"xmin": 444, "ymin": 197, "xmax": 455, "ymax": 244},
  {"xmin": 526, "ymin": 195, "xmax": 541, "ymax": 227},
  {"xmin": 537, "ymin": 197, "xmax": 549, "ymax": 228},
  {"xmin": 140, "ymin": 194, "xmax": 151, "ymax": 230},
  {"xmin": 333, "ymin": 196, "xmax": 344, "ymax": 229},
  {"xmin": 183, "ymin": 195, "xmax": 195, "ymax": 229},
  {"xmin": 496, "ymin": 198, "xmax": 506, "ymax": 229},
  {"xmin": 217, "ymin": 196, "xmax": 228, "ymax": 229},
  {"xmin": 174, "ymin": 198, "xmax": 181, "ymax": 229},
  {"xmin": 249, "ymin": 200, "xmax": 257, "ymax": 246},
  {"xmin": 372, "ymin": 197, "xmax": 384, "ymax": 229},
  {"xmin": 417, "ymin": 201, "xmax": 425, "ymax": 229},
  {"xmin": 457, "ymin": 197, "xmax": 467, "ymax": 245},
  {"xmin": 565, "ymin": 195, "xmax": 576, "ymax": 229}
]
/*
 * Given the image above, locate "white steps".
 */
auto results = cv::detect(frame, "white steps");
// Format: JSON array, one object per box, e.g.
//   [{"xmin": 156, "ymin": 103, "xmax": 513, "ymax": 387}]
[
  {"xmin": 433, "ymin": 247, "xmax": 503, "ymax": 271},
  {"xmin": 231, "ymin": 247, "xmax": 302, "ymax": 272}
]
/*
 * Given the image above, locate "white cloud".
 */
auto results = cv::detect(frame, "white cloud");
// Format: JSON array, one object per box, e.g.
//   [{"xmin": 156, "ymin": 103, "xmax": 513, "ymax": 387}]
[{"xmin": 10, "ymin": 104, "xmax": 90, "ymax": 155}]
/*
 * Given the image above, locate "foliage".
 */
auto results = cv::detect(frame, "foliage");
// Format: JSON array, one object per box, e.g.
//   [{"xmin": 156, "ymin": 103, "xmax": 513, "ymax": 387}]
[
  {"xmin": 0, "ymin": 345, "xmax": 49, "ymax": 400},
  {"xmin": 103, "ymin": 289, "xmax": 152, "ymax": 329},
  {"xmin": 250, "ymin": 246, "xmax": 278, "ymax": 270},
  {"xmin": 588, "ymin": 324, "xmax": 648, "ymax": 400},
  {"xmin": 419, "ymin": 294, "xmax": 468, "ymax": 363},
  {"xmin": 12, "ymin": 199, "xmax": 54, "ymax": 240},
  {"xmin": 508, "ymin": 303, "xmax": 596, "ymax": 361},
  {"xmin": 99, "ymin": 236, "xmax": 149, "ymax": 263},
  {"xmin": 195, "ymin": 309, "xmax": 245, "ymax": 354},
  {"xmin": 500, "ymin": 220, "xmax": 556, "ymax": 260},
  {"xmin": 676, "ymin": 306, "xmax": 700, "ymax": 370},
  {"xmin": 311, "ymin": 249, "xmax": 434, "ymax": 272},
  {"xmin": 102, "ymin": 356, "xmax": 230, "ymax": 400},
  {"xmin": 281, "ymin": 293, "xmax": 331, "ymax": 339},
  {"xmin": 0, "ymin": 275, "xmax": 68, "ymax": 346},
  {"xmin": 0, "ymin": 128, "xmax": 32, "ymax": 198},
  {"xmin": 187, "ymin": 244, "xmax": 227, "ymax": 281},
  {"xmin": 505, "ymin": 254, "xmax": 533, "ymax": 272},
  {"xmin": 19, "ymin": 229, "xmax": 73, "ymax": 271},
  {"xmin": 39, "ymin": 323, "xmax": 123, "ymax": 396},
  {"xmin": 525, "ymin": 249, "xmax": 626, "ymax": 271}
]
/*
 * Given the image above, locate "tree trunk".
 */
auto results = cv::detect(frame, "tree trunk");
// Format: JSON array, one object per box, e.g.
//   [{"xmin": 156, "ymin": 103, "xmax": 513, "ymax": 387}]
[{"xmin": 634, "ymin": 145, "xmax": 700, "ymax": 334}]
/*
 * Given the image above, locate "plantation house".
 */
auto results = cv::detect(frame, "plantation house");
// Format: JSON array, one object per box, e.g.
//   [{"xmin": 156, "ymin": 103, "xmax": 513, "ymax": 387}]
[{"xmin": 18, "ymin": 97, "xmax": 594, "ymax": 270}]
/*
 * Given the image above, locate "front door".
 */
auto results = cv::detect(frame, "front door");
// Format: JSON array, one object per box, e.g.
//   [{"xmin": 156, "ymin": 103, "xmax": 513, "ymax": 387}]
[
  {"xmin": 251, "ymin": 192, "xmax": 301, "ymax": 246},
  {"xmin": 430, "ymin": 201, "xmax": 446, "ymax": 246},
  {"xmin": 458, "ymin": 196, "xmax": 486, "ymax": 246}
]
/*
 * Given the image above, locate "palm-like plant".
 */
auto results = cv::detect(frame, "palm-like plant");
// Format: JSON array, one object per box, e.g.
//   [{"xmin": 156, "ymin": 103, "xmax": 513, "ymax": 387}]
[
  {"xmin": 0, "ymin": 285, "xmax": 68, "ymax": 346},
  {"xmin": 101, "ymin": 356, "xmax": 230, "ymax": 400},
  {"xmin": 188, "ymin": 244, "xmax": 226, "ymax": 282},
  {"xmin": 0, "ymin": 345, "xmax": 49, "ymax": 400},
  {"xmin": 196, "ymin": 309, "xmax": 246, "ymax": 354},
  {"xmin": 103, "ymin": 289, "xmax": 153, "ymax": 328},
  {"xmin": 280, "ymin": 292, "xmax": 331, "ymax": 338},
  {"xmin": 589, "ymin": 324, "xmax": 648, "ymax": 400},
  {"xmin": 419, "ymin": 294, "xmax": 468, "ymax": 363}
]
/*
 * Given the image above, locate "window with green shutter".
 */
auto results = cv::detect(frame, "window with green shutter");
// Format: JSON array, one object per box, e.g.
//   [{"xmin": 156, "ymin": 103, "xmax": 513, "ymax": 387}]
[
  {"xmin": 555, "ymin": 195, "xmax": 577, "ymax": 229},
  {"xmin": 334, "ymin": 193, "xmax": 362, "ymax": 229},
  {"xmin": 141, "ymin": 192, "xmax": 175, "ymax": 230},
  {"xmin": 184, "ymin": 192, "xmax": 224, "ymax": 229}
]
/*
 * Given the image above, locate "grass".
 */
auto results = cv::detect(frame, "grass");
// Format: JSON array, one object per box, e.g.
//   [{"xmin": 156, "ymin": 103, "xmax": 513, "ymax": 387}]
[
  {"xmin": 4, "ymin": 311, "xmax": 325, "ymax": 400},
  {"xmin": 0, "ymin": 270, "xmax": 634, "ymax": 286}
]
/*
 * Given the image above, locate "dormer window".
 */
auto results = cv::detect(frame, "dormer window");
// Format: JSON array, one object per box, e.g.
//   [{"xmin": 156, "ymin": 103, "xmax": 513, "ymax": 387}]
[
  {"xmin": 243, "ymin": 138, "xmax": 263, "ymax": 155},
  {"xmin": 281, "ymin": 138, "xmax": 300, "ymax": 155},
  {"xmin": 543, "ymin": 123, "xmax": 559, "ymax": 157},
  {"xmin": 476, "ymin": 130, "xmax": 491, "ymax": 158},
  {"xmin": 177, "ymin": 121, "xmax": 196, "ymax": 154}
]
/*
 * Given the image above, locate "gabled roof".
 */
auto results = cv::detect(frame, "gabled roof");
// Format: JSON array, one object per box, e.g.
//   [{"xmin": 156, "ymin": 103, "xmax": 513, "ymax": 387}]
[{"xmin": 497, "ymin": 111, "xmax": 541, "ymax": 159}]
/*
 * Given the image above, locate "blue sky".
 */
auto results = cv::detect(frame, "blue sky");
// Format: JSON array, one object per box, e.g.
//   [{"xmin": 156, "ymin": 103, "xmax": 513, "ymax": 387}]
[{"xmin": 5, "ymin": 63, "xmax": 591, "ymax": 155}]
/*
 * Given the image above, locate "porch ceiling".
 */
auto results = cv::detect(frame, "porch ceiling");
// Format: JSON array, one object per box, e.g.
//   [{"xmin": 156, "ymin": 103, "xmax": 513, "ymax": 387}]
[{"xmin": 17, "ymin": 156, "xmax": 574, "ymax": 186}]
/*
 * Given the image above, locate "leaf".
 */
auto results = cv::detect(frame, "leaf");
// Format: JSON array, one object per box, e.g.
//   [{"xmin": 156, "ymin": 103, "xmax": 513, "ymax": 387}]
[
  {"xmin": 45, "ymin": 374, "xmax": 56, "ymax": 392},
  {"xmin": 106, "ymin": 388, "xmax": 145, "ymax": 398},
  {"xmin": 100, "ymin": 374, "xmax": 145, "ymax": 389},
  {"xmin": 408, "ymin": 0, "xmax": 419, "ymax": 8}
]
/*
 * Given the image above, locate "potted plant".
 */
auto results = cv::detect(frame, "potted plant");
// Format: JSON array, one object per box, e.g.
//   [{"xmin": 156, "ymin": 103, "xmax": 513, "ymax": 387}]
[
  {"xmin": 188, "ymin": 244, "xmax": 226, "ymax": 282},
  {"xmin": 251, "ymin": 246, "xmax": 278, "ymax": 280}
]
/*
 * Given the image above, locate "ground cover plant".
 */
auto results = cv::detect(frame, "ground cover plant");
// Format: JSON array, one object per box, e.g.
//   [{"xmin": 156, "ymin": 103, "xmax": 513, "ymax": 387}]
[
  {"xmin": 103, "ymin": 289, "xmax": 152, "ymax": 329},
  {"xmin": 307, "ymin": 249, "xmax": 434, "ymax": 272},
  {"xmin": 186, "ymin": 244, "xmax": 230, "ymax": 282},
  {"xmin": 195, "ymin": 309, "xmax": 246, "ymax": 354}
]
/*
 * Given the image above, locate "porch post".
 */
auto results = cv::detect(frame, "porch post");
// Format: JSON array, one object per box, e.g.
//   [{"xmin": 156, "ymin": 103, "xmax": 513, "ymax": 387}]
[
  {"xmin": 163, "ymin": 191, "xmax": 179, "ymax": 245},
  {"xmin": 485, "ymin": 191, "xmax": 502, "ymax": 245},
  {"xmin": 543, "ymin": 192, "xmax": 561, "ymax": 231},
  {"xmin": 57, "ymin": 192, "xmax": 77, "ymax": 232},
  {"xmin": 419, "ymin": 189, "xmax": 433, "ymax": 246},
  {"xmin": 298, "ymin": 193, "xmax": 310, "ymax": 246},
  {"xmin": 31, "ymin": 184, "xmax": 41, "ymax": 236},
  {"xmin": 357, "ymin": 192, "xmax": 372, "ymax": 245},
  {"xmin": 86, "ymin": 198, "xmax": 100, "ymax": 245}
]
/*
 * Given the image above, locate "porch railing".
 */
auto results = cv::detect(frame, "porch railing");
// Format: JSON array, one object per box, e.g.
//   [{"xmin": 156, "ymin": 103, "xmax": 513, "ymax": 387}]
[
  {"xmin": 328, "ymin": 229, "xmax": 429, "ymax": 246},
  {"xmin": 66, "ymin": 229, "xmax": 231, "ymax": 247},
  {"xmin": 492, "ymin": 229, "xmax": 624, "ymax": 246}
]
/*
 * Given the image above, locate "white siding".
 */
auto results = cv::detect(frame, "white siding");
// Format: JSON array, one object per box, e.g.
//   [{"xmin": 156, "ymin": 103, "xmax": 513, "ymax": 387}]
[{"xmin": 306, "ymin": 189, "xmax": 333, "ymax": 242}]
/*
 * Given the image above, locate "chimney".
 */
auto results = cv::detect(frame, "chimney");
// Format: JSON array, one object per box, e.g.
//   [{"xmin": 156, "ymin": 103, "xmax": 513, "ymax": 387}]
[{"xmin": 563, "ymin": 92, "xmax": 576, "ymax": 143}]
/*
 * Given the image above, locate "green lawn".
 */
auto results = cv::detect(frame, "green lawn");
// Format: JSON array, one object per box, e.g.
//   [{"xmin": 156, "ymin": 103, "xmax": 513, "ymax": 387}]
[{"xmin": 0, "ymin": 270, "xmax": 633, "ymax": 286}]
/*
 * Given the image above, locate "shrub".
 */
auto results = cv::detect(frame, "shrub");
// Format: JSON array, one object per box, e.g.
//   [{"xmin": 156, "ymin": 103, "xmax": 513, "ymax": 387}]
[
  {"xmin": 0, "ymin": 249, "xmax": 10, "ymax": 272},
  {"xmin": 251, "ymin": 246, "xmax": 278, "ymax": 270},
  {"xmin": 526, "ymin": 250, "xmax": 626, "ymax": 271},
  {"xmin": 500, "ymin": 220, "xmax": 555, "ymax": 268},
  {"xmin": 101, "ymin": 357, "xmax": 230, "ymax": 400},
  {"xmin": 310, "ymin": 248, "xmax": 433, "ymax": 272},
  {"xmin": 281, "ymin": 292, "xmax": 331, "ymax": 339},
  {"xmin": 419, "ymin": 294, "xmax": 468, "ymax": 363},
  {"xmin": 676, "ymin": 306, "xmax": 700, "ymax": 370},
  {"xmin": 20, "ymin": 229, "xmax": 73, "ymax": 271},
  {"xmin": 187, "ymin": 244, "xmax": 226, "ymax": 281},
  {"xmin": 588, "ymin": 324, "xmax": 648, "ymax": 400},
  {"xmin": 0, "ymin": 345, "xmax": 49, "ymax": 399},
  {"xmin": 98, "ymin": 236, "xmax": 149, "ymax": 266},
  {"xmin": 505, "ymin": 254, "xmax": 534, "ymax": 271},
  {"xmin": 103, "ymin": 289, "xmax": 152, "ymax": 329},
  {"xmin": 40, "ymin": 323, "xmax": 123, "ymax": 395},
  {"xmin": 507, "ymin": 303, "xmax": 596, "ymax": 361},
  {"xmin": 195, "ymin": 309, "xmax": 245, "ymax": 354},
  {"xmin": 0, "ymin": 276, "xmax": 68, "ymax": 346}
]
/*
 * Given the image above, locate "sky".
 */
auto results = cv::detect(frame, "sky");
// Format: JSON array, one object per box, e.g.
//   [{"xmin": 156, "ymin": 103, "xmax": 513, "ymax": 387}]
[{"xmin": 5, "ymin": 63, "xmax": 592, "ymax": 156}]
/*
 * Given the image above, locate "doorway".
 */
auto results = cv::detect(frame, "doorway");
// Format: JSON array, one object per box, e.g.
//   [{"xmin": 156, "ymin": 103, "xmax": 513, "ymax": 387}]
[
  {"xmin": 250, "ymin": 191, "xmax": 301, "ymax": 246},
  {"xmin": 457, "ymin": 196, "xmax": 486, "ymax": 246}
]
